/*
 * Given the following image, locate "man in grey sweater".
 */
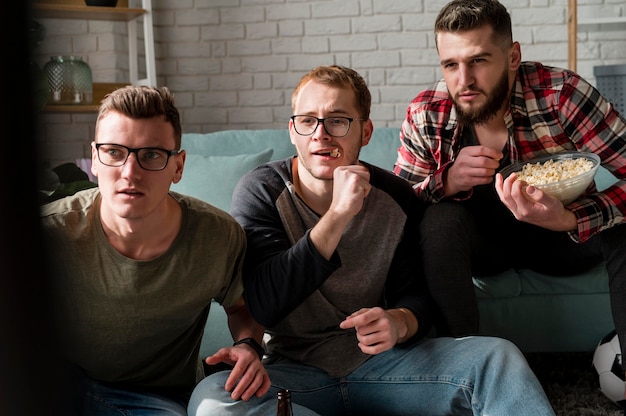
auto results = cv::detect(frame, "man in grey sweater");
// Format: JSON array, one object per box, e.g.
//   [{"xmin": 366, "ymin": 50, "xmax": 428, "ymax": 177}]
[{"xmin": 188, "ymin": 65, "xmax": 555, "ymax": 416}]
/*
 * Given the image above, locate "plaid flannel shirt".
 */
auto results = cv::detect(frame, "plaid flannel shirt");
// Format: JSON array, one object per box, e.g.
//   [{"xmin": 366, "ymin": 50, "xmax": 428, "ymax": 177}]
[{"xmin": 394, "ymin": 61, "xmax": 626, "ymax": 243}]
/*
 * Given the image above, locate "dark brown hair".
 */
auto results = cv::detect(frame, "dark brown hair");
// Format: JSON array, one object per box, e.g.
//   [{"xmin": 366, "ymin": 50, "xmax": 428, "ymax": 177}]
[
  {"xmin": 435, "ymin": 0, "xmax": 513, "ymax": 51},
  {"xmin": 292, "ymin": 65, "xmax": 371, "ymax": 120},
  {"xmin": 96, "ymin": 85, "xmax": 182, "ymax": 149}
]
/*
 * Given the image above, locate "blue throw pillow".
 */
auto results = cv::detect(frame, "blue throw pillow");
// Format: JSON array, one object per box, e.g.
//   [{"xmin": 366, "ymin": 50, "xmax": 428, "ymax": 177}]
[{"xmin": 171, "ymin": 148, "xmax": 273, "ymax": 212}]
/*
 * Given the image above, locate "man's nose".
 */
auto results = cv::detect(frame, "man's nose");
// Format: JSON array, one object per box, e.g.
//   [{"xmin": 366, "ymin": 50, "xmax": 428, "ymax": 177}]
[
  {"xmin": 458, "ymin": 65, "xmax": 474, "ymax": 87},
  {"xmin": 121, "ymin": 151, "xmax": 142, "ymax": 173},
  {"xmin": 311, "ymin": 120, "xmax": 331, "ymax": 140}
]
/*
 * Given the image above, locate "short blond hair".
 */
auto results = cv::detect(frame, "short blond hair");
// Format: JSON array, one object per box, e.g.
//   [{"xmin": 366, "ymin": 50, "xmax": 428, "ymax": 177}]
[{"xmin": 291, "ymin": 65, "xmax": 371, "ymax": 120}]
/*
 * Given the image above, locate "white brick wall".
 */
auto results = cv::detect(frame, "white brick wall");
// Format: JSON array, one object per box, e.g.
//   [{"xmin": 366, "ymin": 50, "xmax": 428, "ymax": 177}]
[{"xmin": 34, "ymin": 0, "xmax": 626, "ymax": 168}]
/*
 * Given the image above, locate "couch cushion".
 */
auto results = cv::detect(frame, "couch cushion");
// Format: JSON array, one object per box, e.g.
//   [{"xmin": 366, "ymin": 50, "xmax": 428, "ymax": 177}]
[
  {"xmin": 171, "ymin": 149, "xmax": 273, "ymax": 211},
  {"xmin": 473, "ymin": 269, "xmax": 522, "ymax": 298},
  {"xmin": 473, "ymin": 263, "xmax": 609, "ymax": 299},
  {"xmin": 182, "ymin": 128, "xmax": 402, "ymax": 171},
  {"xmin": 595, "ymin": 166, "xmax": 618, "ymax": 191},
  {"xmin": 518, "ymin": 263, "xmax": 609, "ymax": 295},
  {"xmin": 360, "ymin": 127, "xmax": 400, "ymax": 171},
  {"xmin": 182, "ymin": 130, "xmax": 294, "ymax": 161}
]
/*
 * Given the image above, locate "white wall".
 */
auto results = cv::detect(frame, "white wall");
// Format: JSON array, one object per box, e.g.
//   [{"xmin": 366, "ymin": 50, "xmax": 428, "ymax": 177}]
[{"xmin": 34, "ymin": 0, "xmax": 626, "ymax": 168}]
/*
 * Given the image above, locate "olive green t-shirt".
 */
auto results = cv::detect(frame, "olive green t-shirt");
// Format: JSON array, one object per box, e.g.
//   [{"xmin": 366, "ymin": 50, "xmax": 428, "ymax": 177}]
[{"xmin": 40, "ymin": 188, "xmax": 245, "ymax": 394}]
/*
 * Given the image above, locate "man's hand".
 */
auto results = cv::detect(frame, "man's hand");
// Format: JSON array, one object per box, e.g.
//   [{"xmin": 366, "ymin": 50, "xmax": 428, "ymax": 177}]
[
  {"xmin": 339, "ymin": 307, "xmax": 417, "ymax": 355},
  {"xmin": 329, "ymin": 165, "xmax": 371, "ymax": 218},
  {"xmin": 444, "ymin": 145, "xmax": 503, "ymax": 197},
  {"xmin": 494, "ymin": 172, "xmax": 577, "ymax": 231},
  {"xmin": 204, "ymin": 344, "xmax": 271, "ymax": 401},
  {"xmin": 310, "ymin": 165, "xmax": 371, "ymax": 260}
]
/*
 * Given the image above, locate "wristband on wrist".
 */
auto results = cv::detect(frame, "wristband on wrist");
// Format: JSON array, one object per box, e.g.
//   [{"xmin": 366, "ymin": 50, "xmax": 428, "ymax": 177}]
[{"xmin": 233, "ymin": 337, "xmax": 265, "ymax": 360}]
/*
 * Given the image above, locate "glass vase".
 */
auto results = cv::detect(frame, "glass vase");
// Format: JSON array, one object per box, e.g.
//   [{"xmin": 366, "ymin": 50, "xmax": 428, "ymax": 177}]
[{"xmin": 43, "ymin": 56, "xmax": 93, "ymax": 105}]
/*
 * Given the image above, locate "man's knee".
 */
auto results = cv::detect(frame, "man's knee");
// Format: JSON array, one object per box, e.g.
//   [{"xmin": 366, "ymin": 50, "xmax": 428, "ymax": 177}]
[
  {"xmin": 421, "ymin": 202, "xmax": 470, "ymax": 231},
  {"xmin": 419, "ymin": 203, "xmax": 474, "ymax": 250},
  {"xmin": 188, "ymin": 372, "xmax": 232, "ymax": 416}
]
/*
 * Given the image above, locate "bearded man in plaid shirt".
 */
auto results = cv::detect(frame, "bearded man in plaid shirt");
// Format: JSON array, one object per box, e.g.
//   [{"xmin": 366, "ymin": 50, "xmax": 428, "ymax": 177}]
[{"xmin": 394, "ymin": 0, "xmax": 626, "ymax": 397}]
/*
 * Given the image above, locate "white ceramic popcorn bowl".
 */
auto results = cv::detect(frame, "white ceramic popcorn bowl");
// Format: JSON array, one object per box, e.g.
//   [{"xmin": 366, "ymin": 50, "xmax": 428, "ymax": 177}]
[{"xmin": 499, "ymin": 151, "xmax": 601, "ymax": 205}]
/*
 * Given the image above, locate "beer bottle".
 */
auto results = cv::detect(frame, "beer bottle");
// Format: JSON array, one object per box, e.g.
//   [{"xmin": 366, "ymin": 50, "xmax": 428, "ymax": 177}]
[{"xmin": 276, "ymin": 389, "xmax": 294, "ymax": 416}]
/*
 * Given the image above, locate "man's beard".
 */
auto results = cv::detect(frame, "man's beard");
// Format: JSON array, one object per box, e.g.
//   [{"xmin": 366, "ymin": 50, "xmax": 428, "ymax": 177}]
[{"xmin": 452, "ymin": 69, "xmax": 510, "ymax": 125}]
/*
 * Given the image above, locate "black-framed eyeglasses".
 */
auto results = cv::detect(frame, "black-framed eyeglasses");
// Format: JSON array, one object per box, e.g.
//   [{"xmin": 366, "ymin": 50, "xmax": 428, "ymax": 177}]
[
  {"xmin": 290, "ymin": 115, "xmax": 365, "ymax": 138},
  {"xmin": 95, "ymin": 143, "xmax": 180, "ymax": 171}
]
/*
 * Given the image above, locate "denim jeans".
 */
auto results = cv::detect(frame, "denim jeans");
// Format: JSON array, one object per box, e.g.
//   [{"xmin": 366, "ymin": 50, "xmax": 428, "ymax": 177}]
[
  {"xmin": 64, "ymin": 365, "xmax": 188, "ymax": 416},
  {"xmin": 188, "ymin": 336, "xmax": 555, "ymax": 416}
]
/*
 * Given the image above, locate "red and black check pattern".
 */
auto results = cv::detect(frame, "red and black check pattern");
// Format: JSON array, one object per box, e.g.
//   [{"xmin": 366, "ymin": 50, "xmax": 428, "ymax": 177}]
[{"xmin": 394, "ymin": 61, "xmax": 626, "ymax": 243}]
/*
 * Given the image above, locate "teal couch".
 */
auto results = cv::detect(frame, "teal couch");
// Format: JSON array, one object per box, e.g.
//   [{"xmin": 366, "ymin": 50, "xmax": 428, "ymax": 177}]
[{"xmin": 171, "ymin": 128, "xmax": 616, "ymax": 357}]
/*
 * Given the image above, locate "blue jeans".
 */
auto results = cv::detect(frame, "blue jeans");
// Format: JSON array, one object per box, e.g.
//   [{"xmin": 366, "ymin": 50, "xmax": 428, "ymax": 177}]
[
  {"xmin": 188, "ymin": 336, "xmax": 555, "ymax": 416},
  {"xmin": 65, "ymin": 365, "xmax": 188, "ymax": 416}
]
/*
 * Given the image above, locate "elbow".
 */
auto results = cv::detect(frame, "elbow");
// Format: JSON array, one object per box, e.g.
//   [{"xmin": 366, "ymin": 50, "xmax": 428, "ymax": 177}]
[{"xmin": 243, "ymin": 288, "xmax": 281, "ymax": 328}]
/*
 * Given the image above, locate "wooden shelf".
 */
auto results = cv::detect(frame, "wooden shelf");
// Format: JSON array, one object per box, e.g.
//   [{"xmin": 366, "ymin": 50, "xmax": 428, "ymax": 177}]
[
  {"xmin": 34, "ymin": 0, "xmax": 156, "ymax": 114},
  {"xmin": 31, "ymin": 3, "xmax": 145, "ymax": 21},
  {"xmin": 42, "ymin": 82, "xmax": 128, "ymax": 113}
]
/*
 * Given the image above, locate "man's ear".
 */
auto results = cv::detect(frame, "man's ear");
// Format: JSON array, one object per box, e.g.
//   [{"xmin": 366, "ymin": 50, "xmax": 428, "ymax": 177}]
[
  {"xmin": 171, "ymin": 150, "xmax": 186, "ymax": 184},
  {"xmin": 361, "ymin": 119, "xmax": 374, "ymax": 147},
  {"xmin": 288, "ymin": 119, "xmax": 297, "ymax": 146},
  {"xmin": 90, "ymin": 141, "xmax": 99, "ymax": 178},
  {"xmin": 510, "ymin": 41, "xmax": 522, "ymax": 71}
]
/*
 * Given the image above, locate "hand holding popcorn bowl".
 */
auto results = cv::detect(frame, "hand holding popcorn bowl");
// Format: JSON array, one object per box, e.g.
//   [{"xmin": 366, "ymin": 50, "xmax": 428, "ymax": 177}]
[{"xmin": 499, "ymin": 151, "xmax": 601, "ymax": 205}]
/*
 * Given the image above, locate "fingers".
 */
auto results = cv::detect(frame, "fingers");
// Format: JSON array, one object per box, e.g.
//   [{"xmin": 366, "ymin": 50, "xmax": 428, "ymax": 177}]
[
  {"xmin": 339, "ymin": 166, "xmax": 371, "ymax": 197},
  {"xmin": 354, "ymin": 322, "xmax": 394, "ymax": 355},
  {"xmin": 458, "ymin": 145, "xmax": 503, "ymax": 169},
  {"xmin": 339, "ymin": 308, "xmax": 368, "ymax": 329},
  {"xmin": 461, "ymin": 145, "xmax": 504, "ymax": 161},
  {"xmin": 446, "ymin": 147, "xmax": 502, "ymax": 195},
  {"xmin": 497, "ymin": 172, "xmax": 568, "ymax": 229},
  {"xmin": 209, "ymin": 346, "xmax": 271, "ymax": 401},
  {"xmin": 205, "ymin": 350, "xmax": 233, "ymax": 366},
  {"xmin": 227, "ymin": 360, "xmax": 270, "ymax": 401},
  {"xmin": 339, "ymin": 307, "xmax": 374, "ymax": 329},
  {"xmin": 330, "ymin": 165, "xmax": 371, "ymax": 217},
  {"xmin": 340, "ymin": 308, "xmax": 396, "ymax": 355}
]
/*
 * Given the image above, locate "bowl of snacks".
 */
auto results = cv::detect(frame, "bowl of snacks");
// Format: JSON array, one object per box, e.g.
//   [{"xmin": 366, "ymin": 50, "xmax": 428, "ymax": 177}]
[{"xmin": 499, "ymin": 151, "xmax": 601, "ymax": 205}]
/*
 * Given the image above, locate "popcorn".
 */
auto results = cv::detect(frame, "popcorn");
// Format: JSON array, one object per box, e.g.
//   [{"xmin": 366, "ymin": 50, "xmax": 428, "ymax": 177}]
[{"xmin": 514, "ymin": 157, "xmax": 594, "ymax": 185}]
